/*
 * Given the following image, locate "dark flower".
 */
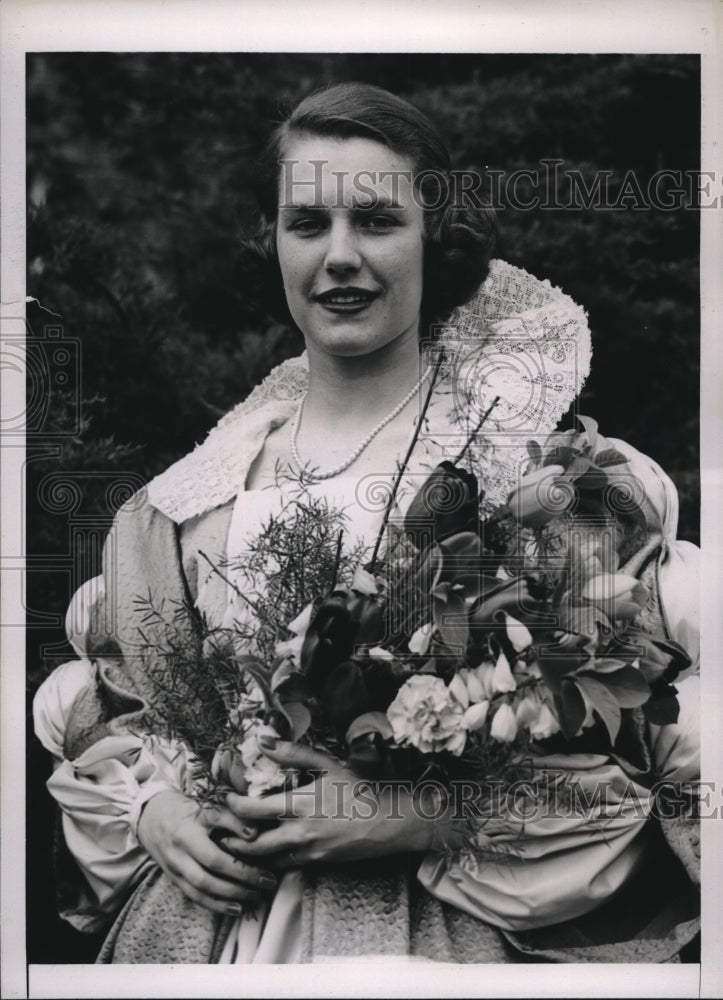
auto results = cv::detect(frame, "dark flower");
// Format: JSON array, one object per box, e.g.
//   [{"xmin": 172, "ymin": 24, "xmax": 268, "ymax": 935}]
[
  {"xmin": 404, "ymin": 462, "xmax": 480, "ymax": 549},
  {"xmin": 345, "ymin": 591, "xmax": 384, "ymax": 647},
  {"xmin": 319, "ymin": 659, "xmax": 371, "ymax": 733},
  {"xmin": 301, "ymin": 590, "xmax": 383, "ymax": 692},
  {"xmin": 300, "ymin": 593, "xmax": 355, "ymax": 688},
  {"xmin": 414, "ymin": 531, "xmax": 483, "ymax": 598}
]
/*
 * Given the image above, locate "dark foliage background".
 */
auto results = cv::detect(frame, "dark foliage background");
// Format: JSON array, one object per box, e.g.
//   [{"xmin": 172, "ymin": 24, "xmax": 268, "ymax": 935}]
[{"xmin": 25, "ymin": 53, "xmax": 700, "ymax": 962}]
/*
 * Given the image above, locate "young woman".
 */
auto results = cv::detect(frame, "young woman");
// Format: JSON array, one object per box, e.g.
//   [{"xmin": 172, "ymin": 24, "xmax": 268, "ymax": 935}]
[{"xmin": 34, "ymin": 83, "xmax": 700, "ymax": 963}]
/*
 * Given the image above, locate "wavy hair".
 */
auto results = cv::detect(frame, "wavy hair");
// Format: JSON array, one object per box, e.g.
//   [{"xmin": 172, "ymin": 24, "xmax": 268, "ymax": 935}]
[{"xmin": 239, "ymin": 82, "xmax": 496, "ymax": 332}]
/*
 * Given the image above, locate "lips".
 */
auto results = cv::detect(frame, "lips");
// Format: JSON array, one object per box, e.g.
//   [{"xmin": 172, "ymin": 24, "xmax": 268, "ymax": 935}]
[{"xmin": 314, "ymin": 287, "xmax": 379, "ymax": 312}]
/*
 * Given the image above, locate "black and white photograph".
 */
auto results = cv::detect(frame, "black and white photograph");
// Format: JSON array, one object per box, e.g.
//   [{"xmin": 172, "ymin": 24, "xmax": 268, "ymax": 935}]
[{"xmin": 2, "ymin": 1, "xmax": 721, "ymax": 997}]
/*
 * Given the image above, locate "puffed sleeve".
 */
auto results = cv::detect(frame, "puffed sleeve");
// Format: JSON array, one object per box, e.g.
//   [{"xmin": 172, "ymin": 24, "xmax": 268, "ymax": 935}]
[
  {"xmin": 417, "ymin": 754, "xmax": 652, "ymax": 931},
  {"xmin": 605, "ymin": 436, "xmax": 699, "ymax": 677},
  {"xmin": 33, "ymin": 629, "xmax": 191, "ymax": 928}
]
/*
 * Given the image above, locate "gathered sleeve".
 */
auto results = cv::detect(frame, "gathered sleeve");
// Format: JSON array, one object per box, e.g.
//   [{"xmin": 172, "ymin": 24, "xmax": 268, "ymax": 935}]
[
  {"xmin": 418, "ymin": 686, "xmax": 699, "ymax": 934},
  {"xmin": 33, "ymin": 656, "xmax": 192, "ymax": 928},
  {"xmin": 417, "ymin": 754, "xmax": 651, "ymax": 931}
]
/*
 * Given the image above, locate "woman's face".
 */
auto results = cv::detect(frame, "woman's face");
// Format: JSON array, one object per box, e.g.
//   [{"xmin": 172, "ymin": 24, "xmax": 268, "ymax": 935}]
[{"xmin": 276, "ymin": 134, "xmax": 425, "ymax": 361}]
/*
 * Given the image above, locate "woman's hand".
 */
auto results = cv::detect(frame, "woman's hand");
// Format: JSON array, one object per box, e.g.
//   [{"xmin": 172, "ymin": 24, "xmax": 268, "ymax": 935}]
[
  {"xmin": 136, "ymin": 788, "xmax": 278, "ymax": 915},
  {"xmin": 223, "ymin": 741, "xmax": 462, "ymax": 869}
]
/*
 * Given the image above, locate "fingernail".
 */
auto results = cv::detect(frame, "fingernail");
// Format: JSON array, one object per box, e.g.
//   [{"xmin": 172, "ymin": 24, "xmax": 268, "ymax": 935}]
[
  {"xmin": 227, "ymin": 903, "xmax": 242, "ymax": 916},
  {"xmin": 241, "ymin": 825, "xmax": 257, "ymax": 840},
  {"xmin": 259, "ymin": 735, "xmax": 277, "ymax": 750},
  {"xmin": 259, "ymin": 875, "xmax": 277, "ymax": 889}
]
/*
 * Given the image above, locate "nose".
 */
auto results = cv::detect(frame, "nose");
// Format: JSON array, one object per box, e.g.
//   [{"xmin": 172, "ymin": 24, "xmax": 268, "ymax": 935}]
[{"xmin": 323, "ymin": 216, "xmax": 362, "ymax": 274}]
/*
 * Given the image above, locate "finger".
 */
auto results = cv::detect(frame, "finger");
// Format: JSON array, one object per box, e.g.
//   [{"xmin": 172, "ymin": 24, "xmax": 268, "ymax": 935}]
[
  {"xmin": 259, "ymin": 738, "xmax": 348, "ymax": 777},
  {"xmin": 190, "ymin": 837, "xmax": 278, "ymax": 891},
  {"xmin": 170, "ymin": 875, "xmax": 257, "ymax": 918},
  {"xmin": 170, "ymin": 852, "xmax": 268, "ymax": 903},
  {"xmin": 215, "ymin": 829, "xmax": 258, "ymax": 858},
  {"xmin": 223, "ymin": 824, "xmax": 306, "ymax": 859},
  {"xmin": 200, "ymin": 804, "xmax": 260, "ymax": 842},
  {"xmin": 226, "ymin": 788, "xmax": 305, "ymax": 821}
]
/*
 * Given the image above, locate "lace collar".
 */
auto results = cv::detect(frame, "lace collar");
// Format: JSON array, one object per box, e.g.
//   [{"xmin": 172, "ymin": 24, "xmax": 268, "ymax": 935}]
[{"xmin": 147, "ymin": 260, "xmax": 591, "ymax": 523}]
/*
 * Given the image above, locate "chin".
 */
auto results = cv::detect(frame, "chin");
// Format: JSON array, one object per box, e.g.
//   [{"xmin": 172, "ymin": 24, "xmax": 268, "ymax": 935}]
[
  {"xmin": 322, "ymin": 340, "xmax": 384, "ymax": 359},
  {"xmin": 305, "ymin": 320, "xmax": 419, "ymax": 361},
  {"xmin": 305, "ymin": 325, "xmax": 387, "ymax": 358}
]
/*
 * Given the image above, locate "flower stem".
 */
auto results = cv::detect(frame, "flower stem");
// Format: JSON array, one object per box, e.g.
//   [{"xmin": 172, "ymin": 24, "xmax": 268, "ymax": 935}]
[
  {"xmin": 198, "ymin": 550, "xmax": 256, "ymax": 611},
  {"xmin": 331, "ymin": 528, "xmax": 344, "ymax": 591},
  {"xmin": 369, "ymin": 353, "xmax": 444, "ymax": 573},
  {"xmin": 453, "ymin": 395, "xmax": 500, "ymax": 466}
]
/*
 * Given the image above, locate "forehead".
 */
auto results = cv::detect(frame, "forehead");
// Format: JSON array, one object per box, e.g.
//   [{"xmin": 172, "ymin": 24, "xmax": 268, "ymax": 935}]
[{"xmin": 277, "ymin": 134, "xmax": 418, "ymax": 209}]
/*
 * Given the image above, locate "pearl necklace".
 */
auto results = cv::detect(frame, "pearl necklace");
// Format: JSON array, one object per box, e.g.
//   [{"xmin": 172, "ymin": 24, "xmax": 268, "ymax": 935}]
[{"xmin": 290, "ymin": 367, "xmax": 432, "ymax": 481}]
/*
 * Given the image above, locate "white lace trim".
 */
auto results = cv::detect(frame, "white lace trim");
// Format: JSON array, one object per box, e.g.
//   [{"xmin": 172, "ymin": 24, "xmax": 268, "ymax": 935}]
[{"xmin": 147, "ymin": 260, "xmax": 591, "ymax": 523}]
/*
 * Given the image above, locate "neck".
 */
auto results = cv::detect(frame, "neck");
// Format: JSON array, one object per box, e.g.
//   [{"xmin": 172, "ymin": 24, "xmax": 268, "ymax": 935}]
[{"xmin": 303, "ymin": 330, "xmax": 424, "ymax": 428}]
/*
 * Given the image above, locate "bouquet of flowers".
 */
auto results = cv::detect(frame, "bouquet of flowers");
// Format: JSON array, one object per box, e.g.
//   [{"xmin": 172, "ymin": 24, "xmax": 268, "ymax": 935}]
[{"xmin": 140, "ymin": 410, "xmax": 689, "ymax": 824}]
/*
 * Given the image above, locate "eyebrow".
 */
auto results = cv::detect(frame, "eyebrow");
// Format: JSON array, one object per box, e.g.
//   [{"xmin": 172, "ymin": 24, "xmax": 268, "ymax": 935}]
[{"xmin": 278, "ymin": 197, "xmax": 406, "ymax": 212}]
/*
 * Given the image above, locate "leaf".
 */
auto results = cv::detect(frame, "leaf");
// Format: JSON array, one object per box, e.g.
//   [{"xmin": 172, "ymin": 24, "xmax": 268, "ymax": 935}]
[
  {"xmin": 235, "ymin": 657, "xmax": 274, "ymax": 708},
  {"xmin": 575, "ymin": 675, "xmax": 623, "ymax": 744},
  {"xmin": 437, "ymin": 532, "xmax": 483, "ymax": 594},
  {"xmin": 577, "ymin": 414, "xmax": 599, "ymax": 450},
  {"xmin": 538, "ymin": 651, "xmax": 586, "ymax": 695},
  {"xmin": 593, "ymin": 666, "xmax": 651, "ymax": 707},
  {"xmin": 588, "ymin": 656, "xmax": 630, "ymax": 674},
  {"xmin": 469, "ymin": 577, "xmax": 539, "ymax": 629},
  {"xmin": 346, "ymin": 711, "xmax": 394, "ymax": 744},
  {"xmin": 594, "ymin": 448, "xmax": 630, "ymax": 469},
  {"xmin": 558, "ymin": 600, "xmax": 613, "ymax": 644},
  {"xmin": 645, "ymin": 637, "xmax": 692, "ymax": 682},
  {"xmin": 556, "ymin": 679, "xmax": 586, "ymax": 739},
  {"xmin": 273, "ymin": 672, "xmax": 310, "ymax": 702},
  {"xmin": 526, "ymin": 439, "xmax": 542, "ymax": 465},
  {"xmin": 234, "ymin": 654, "xmax": 269, "ymax": 671},
  {"xmin": 271, "ymin": 658, "xmax": 302, "ymax": 692},
  {"xmin": 574, "ymin": 466, "xmax": 611, "ymax": 492},
  {"xmin": 543, "ymin": 443, "xmax": 578, "ymax": 468},
  {"xmin": 433, "ymin": 588, "xmax": 468, "ymax": 657},
  {"xmin": 608, "ymin": 628, "xmax": 690, "ymax": 684},
  {"xmin": 279, "ymin": 700, "xmax": 311, "ymax": 742}
]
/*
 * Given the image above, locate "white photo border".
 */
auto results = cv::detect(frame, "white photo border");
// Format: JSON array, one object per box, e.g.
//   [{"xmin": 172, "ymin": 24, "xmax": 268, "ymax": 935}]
[{"xmin": 2, "ymin": 1, "xmax": 721, "ymax": 997}]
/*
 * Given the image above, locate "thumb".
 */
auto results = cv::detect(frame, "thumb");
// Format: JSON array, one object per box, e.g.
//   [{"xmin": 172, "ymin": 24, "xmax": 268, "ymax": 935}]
[{"xmin": 259, "ymin": 737, "xmax": 346, "ymax": 776}]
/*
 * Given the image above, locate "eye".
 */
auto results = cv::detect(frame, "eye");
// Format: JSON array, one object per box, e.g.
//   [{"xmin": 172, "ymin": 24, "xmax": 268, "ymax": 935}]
[
  {"xmin": 289, "ymin": 217, "xmax": 326, "ymax": 236},
  {"xmin": 363, "ymin": 215, "xmax": 398, "ymax": 232}
]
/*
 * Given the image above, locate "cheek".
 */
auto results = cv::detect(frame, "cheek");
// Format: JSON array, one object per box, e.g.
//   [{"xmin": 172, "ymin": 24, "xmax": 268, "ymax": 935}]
[
  {"xmin": 277, "ymin": 245, "xmax": 309, "ymax": 300},
  {"xmin": 389, "ymin": 243, "xmax": 424, "ymax": 306}
]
